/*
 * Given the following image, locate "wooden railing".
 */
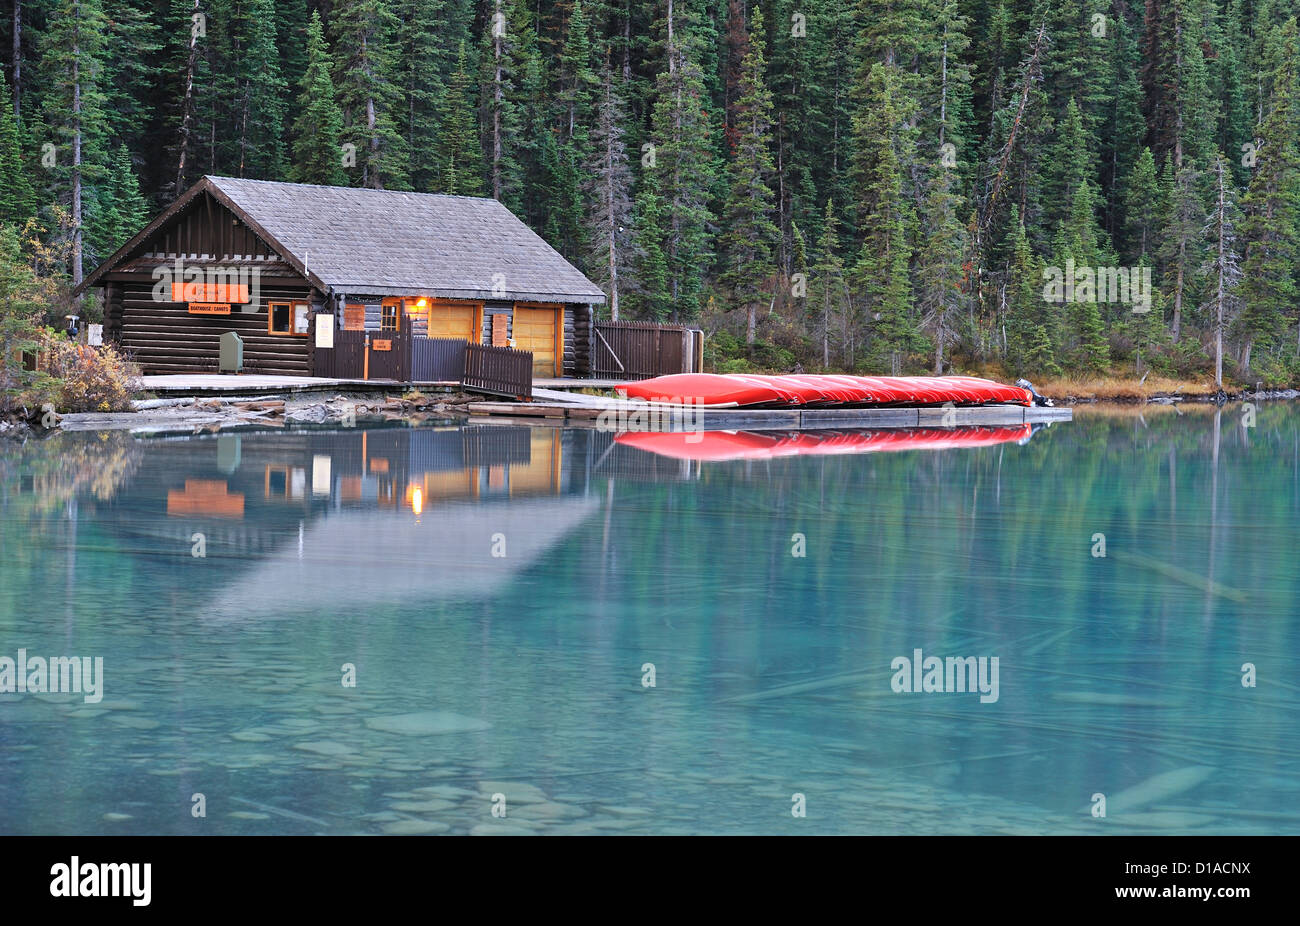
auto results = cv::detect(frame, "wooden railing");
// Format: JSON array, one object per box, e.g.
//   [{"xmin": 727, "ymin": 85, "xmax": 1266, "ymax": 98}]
[
  {"xmin": 462, "ymin": 343, "xmax": 533, "ymax": 399},
  {"xmin": 592, "ymin": 321, "xmax": 702, "ymax": 378}
]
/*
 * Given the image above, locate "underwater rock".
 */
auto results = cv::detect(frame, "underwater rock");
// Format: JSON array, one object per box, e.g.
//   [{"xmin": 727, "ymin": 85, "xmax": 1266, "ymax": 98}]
[
  {"xmin": 475, "ymin": 781, "xmax": 548, "ymax": 804},
  {"xmin": 291, "ymin": 740, "xmax": 357, "ymax": 757},
  {"xmin": 469, "ymin": 822, "xmax": 537, "ymax": 836},
  {"xmin": 382, "ymin": 819, "xmax": 450, "ymax": 835},
  {"xmin": 388, "ymin": 800, "xmax": 457, "ymax": 814},
  {"xmin": 364, "ymin": 711, "xmax": 491, "ymax": 736},
  {"xmin": 1094, "ymin": 766, "xmax": 1215, "ymax": 814}
]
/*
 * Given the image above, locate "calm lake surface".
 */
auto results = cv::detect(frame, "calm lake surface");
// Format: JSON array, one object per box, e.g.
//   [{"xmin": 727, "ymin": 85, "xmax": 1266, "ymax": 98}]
[{"xmin": 1, "ymin": 405, "xmax": 1297, "ymax": 835}]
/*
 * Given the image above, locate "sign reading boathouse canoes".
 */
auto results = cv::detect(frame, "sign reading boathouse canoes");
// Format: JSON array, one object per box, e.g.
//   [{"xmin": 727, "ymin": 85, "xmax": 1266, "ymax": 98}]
[
  {"xmin": 187, "ymin": 302, "xmax": 232, "ymax": 315},
  {"xmin": 171, "ymin": 282, "xmax": 251, "ymax": 303}
]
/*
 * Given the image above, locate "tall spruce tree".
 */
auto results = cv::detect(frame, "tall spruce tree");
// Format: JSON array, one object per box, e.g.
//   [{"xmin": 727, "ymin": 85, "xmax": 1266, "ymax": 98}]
[
  {"xmin": 718, "ymin": 5, "xmax": 778, "ymax": 346},
  {"xmin": 809, "ymin": 198, "xmax": 851, "ymax": 368},
  {"xmin": 291, "ymin": 11, "xmax": 346, "ymax": 186},
  {"xmin": 0, "ymin": 73, "xmax": 34, "ymax": 226},
  {"xmin": 436, "ymin": 41, "xmax": 485, "ymax": 195},
  {"xmin": 38, "ymin": 0, "xmax": 110, "ymax": 292},
  {"xmin": 1239, "ymin": 17, "xmax": 1300, "ymax": 375},
  {"xmin": 645, "ymin": 0, "xmax": 717, "ymax": 322},
  {"xmin": 851, "ymin": 62, "xmax": 922, "ymax": 373},
  {"xmin": 333, "ymin": 0, "xmax": 410, "ymax": 189}
]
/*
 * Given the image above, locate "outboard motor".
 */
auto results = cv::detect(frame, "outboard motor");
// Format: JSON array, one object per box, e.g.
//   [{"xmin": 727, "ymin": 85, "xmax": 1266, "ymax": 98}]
[{"xmin": 1015, "ymin": 378, "xmax": 1053, "ymax": 407}]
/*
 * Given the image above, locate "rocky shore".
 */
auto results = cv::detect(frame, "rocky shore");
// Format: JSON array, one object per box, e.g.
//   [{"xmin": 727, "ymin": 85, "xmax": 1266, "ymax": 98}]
[{"xmin": 40, "ymin": 390, "xmax": 478, "ymax": 436}]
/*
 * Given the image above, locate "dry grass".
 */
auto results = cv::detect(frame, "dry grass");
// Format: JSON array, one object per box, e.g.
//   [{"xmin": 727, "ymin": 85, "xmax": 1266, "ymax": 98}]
[{"xmin": 1029, "ymin": 372, "xmax": 1216, "ymax": 402}]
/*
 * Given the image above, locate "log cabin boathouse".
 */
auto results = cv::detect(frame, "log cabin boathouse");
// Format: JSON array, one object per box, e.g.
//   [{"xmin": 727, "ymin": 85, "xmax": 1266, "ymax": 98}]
[{"xmin": 75, "ymin": 176, "xmax": 607, "ymax": 381}]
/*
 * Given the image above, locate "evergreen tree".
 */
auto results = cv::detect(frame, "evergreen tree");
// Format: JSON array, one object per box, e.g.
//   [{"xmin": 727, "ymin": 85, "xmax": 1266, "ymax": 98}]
[
  {"xmin": 628, "ymin": 168, "xmax": 671, "ymax": 321},
  {"xmin": 231, "ymin": 0, "xmax": 287, "ymax": 178},
  {"xmin": 851, "ymin": 62, "xmax": 922, "ymax": 373},
  {"xmin": 718, "ymin": 5, "xmax": 778, "ymax": 346},
  {"xmin": 916, "ymin": 161, "xmax": 969, "ymax": 373},
  {"xmin": 333, "ymin": 0, "xmax": 410, "ymax": 189},
  {"xmin": 1158, "ymin": 156, "xmax": 1206, "ymax": 342},
  {"xmin": 291, "ymin": 11, "xmax": 346, "ymax": 186},
  {"xmin": 396, "ymin": 0, "xmax": 445, "ymax": 192},
  {"xmin": 85, "ymin": 143, "xmax": 148, "ymax": 262},
  {"xmin": 99, "ymin": 0, "xmax": 161, "ymax": 151},
  {"xmin": 1123, "ymin": 147, "xmax": 1160, "ymax": 263},
  {"xmin": 38, "ymin": 0, "xmax": 111, "ymax": 291},
  {"xmin": 275, "ymin": 0, "xmax": 311, "ymax": 129},
  {"xmin": 1005, "ymin": 206, "xmax": 1059, "ymax": 376},
  {"xmin": 809, "ymin": 198, "xmax": 851, "ymax": 368},
  {"xmin": 645, "ymin": 0, "xmax": 716, "ymax": 322},
  {"xmin": 1239, "ymin": 18, "xmax": 1300, "ymax": 375},
  {"xmin": 436, "ymin": 41, "xmax": 485, "ymax": 195},
  {"xmin": 0, "ymin": 73, "xmax": 34, "ymax": 226}
]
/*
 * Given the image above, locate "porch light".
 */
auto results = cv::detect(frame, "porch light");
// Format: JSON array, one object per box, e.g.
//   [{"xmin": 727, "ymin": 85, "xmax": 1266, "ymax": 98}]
[{"xmin": 406, "ymin": 297, "xmax": 428, "ymax": 313}]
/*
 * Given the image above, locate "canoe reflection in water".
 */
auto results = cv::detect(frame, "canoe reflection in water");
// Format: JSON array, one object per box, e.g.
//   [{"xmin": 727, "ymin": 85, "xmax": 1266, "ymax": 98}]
[{"xmin": 614, "ymin": 424, "xmax": 1037, "ymax": 463}]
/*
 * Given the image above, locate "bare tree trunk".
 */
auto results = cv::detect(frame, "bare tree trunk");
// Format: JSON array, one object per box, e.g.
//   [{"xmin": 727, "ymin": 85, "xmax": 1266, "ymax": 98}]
[
  {"xmin": 1172, "ymin": 249, "xmax": 1184, "ymax": 343},
  {"xmin": 1213, "ymin": 162, "xmax": 1226, "ymax": 389},
  {"xmin": 605, "ymin": 78, "xmax": 619, "ymax": 321},
  {"xmin": 175, "ymin": 0, "xmax": 201, "ymax": 193}
]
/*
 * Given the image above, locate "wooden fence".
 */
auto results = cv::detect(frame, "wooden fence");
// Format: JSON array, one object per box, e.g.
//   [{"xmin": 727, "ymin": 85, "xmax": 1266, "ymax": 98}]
[
  {"xmin": 365, "ymin": 327, "xmax": 411, "ymax": 381},
  {"xmin": 310, "ymin": 327, "xmax": 366, "ymax": 379},
  {"xmin": 312, "ymin": 328, "xmax": 468, "ymax": 383},
  {"xmin": 592, "ymin": 321, "xmax": 703, "ymax": 378},
  {"xmin": 412, "ymin": 337, "xmax": 467, "ymax": 382},
  {"xmin": 462, "ymin": 343, "xmax": 533, "ymax": 399}
]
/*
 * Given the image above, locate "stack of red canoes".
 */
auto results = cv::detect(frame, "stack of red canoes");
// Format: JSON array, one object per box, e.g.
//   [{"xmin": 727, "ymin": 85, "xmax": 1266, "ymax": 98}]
[
  {"xmin": 616, "ymin": 425, "xmax": 1032, "ymax": 462},
  {"xmin": 615, "ymin": 373, "xmax": 1031, "ymax": 408}
]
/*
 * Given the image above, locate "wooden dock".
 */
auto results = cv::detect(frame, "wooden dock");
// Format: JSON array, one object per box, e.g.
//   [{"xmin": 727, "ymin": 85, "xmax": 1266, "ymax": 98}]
[
  {"xmin": 138, "ymin": 374, "xmax": 461, "ymax": 396},
  {"xmin": 467, "ymin": 396, "xmax": 1072, "ymax": 431}
]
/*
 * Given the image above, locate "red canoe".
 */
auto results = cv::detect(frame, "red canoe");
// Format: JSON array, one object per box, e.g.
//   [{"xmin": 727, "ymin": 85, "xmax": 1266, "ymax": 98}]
[
  {"xmin": 615, "ymin": 373, "xmax": 801, "ymax": 407},
  {"xmin": 616, "ymin": 373, "xmax": 1031, "ymax": 408}
]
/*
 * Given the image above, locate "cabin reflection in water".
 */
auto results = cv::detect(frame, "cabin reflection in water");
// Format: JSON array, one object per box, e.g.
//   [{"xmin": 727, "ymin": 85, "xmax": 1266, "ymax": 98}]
[{"xmin": 96, "ymin": 426, "xmax": 621, "ymax": 618}]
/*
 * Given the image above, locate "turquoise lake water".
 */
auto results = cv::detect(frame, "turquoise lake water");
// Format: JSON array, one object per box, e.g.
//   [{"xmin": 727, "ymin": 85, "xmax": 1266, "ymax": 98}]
[{"xmin": 1, "ymin": 405, "xmax": 1297, "ymax": 835}]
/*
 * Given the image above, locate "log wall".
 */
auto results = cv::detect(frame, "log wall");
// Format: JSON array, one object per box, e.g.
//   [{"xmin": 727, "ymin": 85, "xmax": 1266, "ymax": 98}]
[{"xmin": 118, "ymin": 280, "xmax": 317, "ymax": 375}]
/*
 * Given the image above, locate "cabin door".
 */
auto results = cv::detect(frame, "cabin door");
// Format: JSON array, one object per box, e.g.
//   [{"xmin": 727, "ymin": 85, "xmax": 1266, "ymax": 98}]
[
  {"xmin": 511, "ymin": 304, "xmax": 562, "ymax": 378},
  {"xmin": 427, "ymin": 300, "xmax": 479, "ymax": 341}
]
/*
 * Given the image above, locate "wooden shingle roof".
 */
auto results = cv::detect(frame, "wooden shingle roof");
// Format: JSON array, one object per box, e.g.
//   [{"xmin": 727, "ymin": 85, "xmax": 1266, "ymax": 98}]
[{"xmin": 80, "ymin": 176, "xmax": 606, "ymax": 304}]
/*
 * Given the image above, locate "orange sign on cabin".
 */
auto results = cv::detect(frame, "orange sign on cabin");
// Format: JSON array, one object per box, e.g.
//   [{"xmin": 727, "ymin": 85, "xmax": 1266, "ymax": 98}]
[
  {"xmin": 171, "ymin": 282, "xmax": 251, "ymax": 303},
  {"xmin": 372, "ymin": 339, "xmax": 392, "ymax": 351},
  {"xmin": 187, "ymin": 302, "xmax": 231, "ymax": 315}
]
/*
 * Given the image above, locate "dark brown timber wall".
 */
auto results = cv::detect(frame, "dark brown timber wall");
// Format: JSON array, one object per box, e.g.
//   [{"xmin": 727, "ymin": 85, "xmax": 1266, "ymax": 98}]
[{"xmin": 116, "ymin": 280, "xmax": 316, "ymax": 375}]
